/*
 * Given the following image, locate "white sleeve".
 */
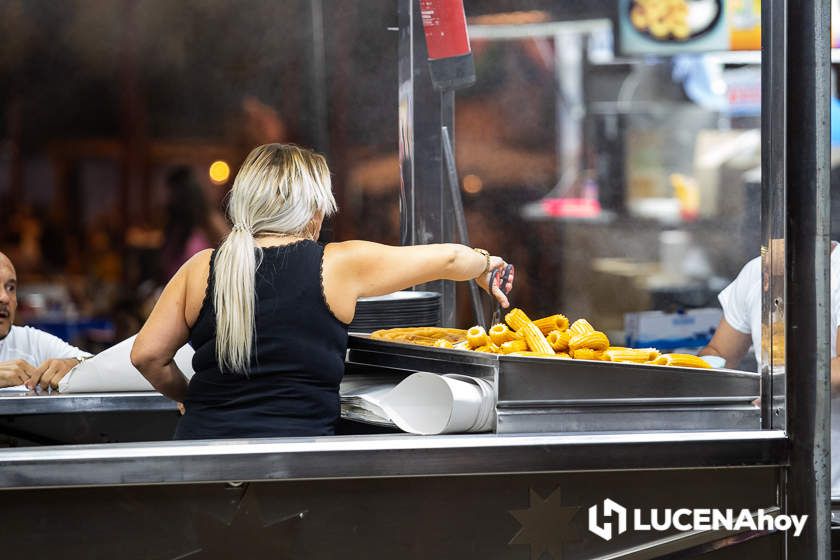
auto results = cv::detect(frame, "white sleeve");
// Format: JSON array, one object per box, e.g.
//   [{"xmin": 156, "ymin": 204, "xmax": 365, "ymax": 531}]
[
  {"xmin": 833, "ymin": 287, "xmax": 840, "ymax": 335},
  {"xmin": 717, "ymin": 258, "xmax": 759, "ymax": 335},
  {"xmin": 832, "ymin": 278, "xmax": 840, "ymax": 358},
  {"xmin": 831, "ymin": 245, "xmax": 840, "ymax": 357},
  {"xmin": 29, "ymin": 328, "xmax": 93, "ymax": 364}
]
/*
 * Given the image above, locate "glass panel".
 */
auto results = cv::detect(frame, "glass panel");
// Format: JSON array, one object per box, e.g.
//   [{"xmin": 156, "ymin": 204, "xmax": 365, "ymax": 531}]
[
  {"xmin": 456, "ymin": 4, "xmax": 766, "ymax": 374},
  {"xmin": 0, "ymin": 0, "xmax": 398, "ymax": 348},
  {"xmin": 5, "ymin": 0, "xmax": 834, "ymax": 445},
  {"xmin": 0, "ymin": 0, "xmax": 399, "ymax": 445}
]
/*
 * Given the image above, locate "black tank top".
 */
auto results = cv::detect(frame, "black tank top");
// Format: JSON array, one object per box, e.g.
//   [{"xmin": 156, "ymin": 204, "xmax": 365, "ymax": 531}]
[{"xmin": 175, "ymin": 240, "xmax": 349, "ymax": 439}]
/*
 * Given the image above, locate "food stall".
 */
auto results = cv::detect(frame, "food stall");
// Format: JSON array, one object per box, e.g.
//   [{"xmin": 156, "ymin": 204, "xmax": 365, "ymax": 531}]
[{"xmin": 0, "ymin": 1, "xmax": 831, "ymax": 558}]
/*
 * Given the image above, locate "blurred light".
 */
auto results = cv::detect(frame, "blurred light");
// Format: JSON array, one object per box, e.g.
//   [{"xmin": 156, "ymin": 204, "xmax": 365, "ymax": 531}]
[
  {"xmin": 462, "ymin": 174, "xmax": 483, "ymax": 194},
  {"xmin": 468, "ymin": 10, "xmax": 551, "ymax": 26},
  {"xmin": 541, "ymin": 197, "xmax": 602, "ymax": 219},
  {"xmin": 209, "ymin": 160, "xmax": 230, "ymax": 184}
]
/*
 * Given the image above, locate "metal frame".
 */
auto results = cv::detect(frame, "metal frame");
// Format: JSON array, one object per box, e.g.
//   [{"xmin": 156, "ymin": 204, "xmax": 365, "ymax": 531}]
[
  {"xmin": 761, "ymin": 0, "xmax": 788, "ymax": 431},
  {"xmin": 441, "ymin": 125, "xmax": 486, "ymax": 325},
  {"xmin": 782, "ymin": 0, "xmax": 832, "ymax": 557}
]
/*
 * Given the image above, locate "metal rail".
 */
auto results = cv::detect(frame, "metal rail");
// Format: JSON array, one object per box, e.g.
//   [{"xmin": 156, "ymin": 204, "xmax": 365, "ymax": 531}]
[
  {"xmin": 0, "ymin": 392, "xmax": 175, "ymax": 415},
  {"xmin": 0, "ymin": 430, "xmax": 787, "ymax": 490}
]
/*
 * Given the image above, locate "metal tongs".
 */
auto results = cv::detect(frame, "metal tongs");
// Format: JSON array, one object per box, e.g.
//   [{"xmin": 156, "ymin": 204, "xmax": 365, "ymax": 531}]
[{"xmin": 488, "ymin": 263, "xmax": 514, "ymax": 328}]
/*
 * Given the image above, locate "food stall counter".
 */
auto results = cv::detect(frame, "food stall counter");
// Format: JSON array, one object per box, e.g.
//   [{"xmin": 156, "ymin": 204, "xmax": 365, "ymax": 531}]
[{"xmin": 0, "ymin": 430, "xmax": 788, "ymax": 559}]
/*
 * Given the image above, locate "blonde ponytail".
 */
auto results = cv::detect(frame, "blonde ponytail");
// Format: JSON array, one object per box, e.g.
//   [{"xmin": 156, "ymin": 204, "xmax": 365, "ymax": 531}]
[
  {"xmin": 213, "ymin": 226, "xmax": 260, "ymax": 373},
  {"xmin": 212, "ymin": 144, "xmax": 336, "ymax": 374}
]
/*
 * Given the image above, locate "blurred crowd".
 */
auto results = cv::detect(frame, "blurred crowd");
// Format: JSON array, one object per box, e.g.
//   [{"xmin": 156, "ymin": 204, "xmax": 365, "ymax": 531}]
[{"xmin": 0, "ymin": 166, "xmax": 229, "ymax": 352}]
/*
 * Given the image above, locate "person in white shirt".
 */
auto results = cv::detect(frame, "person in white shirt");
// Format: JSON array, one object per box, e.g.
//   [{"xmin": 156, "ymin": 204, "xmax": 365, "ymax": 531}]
[
  {"xmin": 0, "ymin": 252, "xmax": 91, "ymax": 389},
  {"xmin": 700, "ymin": 242, "xmax": 840, "ymax": 496}
]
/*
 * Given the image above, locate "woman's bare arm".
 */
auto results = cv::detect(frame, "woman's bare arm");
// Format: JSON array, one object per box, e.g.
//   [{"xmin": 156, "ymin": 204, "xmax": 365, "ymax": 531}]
[
  {"xmin": 131, "ymin": 250, "xmax": 210, "ymax": 401},
  {"xmin": 322, "ymin": 241, "xmax": 512, "ymax": 324}
]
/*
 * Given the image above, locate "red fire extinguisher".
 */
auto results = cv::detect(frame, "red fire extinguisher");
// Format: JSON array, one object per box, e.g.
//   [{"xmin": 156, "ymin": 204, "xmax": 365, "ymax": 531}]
[{"xmin": 419, "ymin": 0, "xmax": 475, "ymax": 90}]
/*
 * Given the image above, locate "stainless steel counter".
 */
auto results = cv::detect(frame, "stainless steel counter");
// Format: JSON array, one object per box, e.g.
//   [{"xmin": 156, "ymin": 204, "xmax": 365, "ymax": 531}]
[
  {"xmin": 0, "ymin": 391, "xmax": 178, "ymax": 446},
  {"xmin": 0, "ymin": 390, "xmax": 175, "ymax": 414},
  {"xmin": 0, "ymin": 429, "xmax": 786, "ymax": 489}
]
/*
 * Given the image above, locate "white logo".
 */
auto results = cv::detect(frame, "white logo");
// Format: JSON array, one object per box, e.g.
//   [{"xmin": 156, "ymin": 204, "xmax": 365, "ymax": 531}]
[
  {"xmin": 587, "ymin": 499, "xmax": 808, "ymax": 541},
  {"xmin": 588, "ymin": 498, "xmax": 627, "ymax": 541}
]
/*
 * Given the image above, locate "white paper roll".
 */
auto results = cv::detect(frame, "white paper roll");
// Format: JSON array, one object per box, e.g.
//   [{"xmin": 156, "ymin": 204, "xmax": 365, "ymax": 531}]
[
  {"xmin": 58, "ymin": 335, "xmax": 195, "ymax": 393},
  {"xmin": 379, "ymin": 372, "xmax": 495, "ymax": 435}
]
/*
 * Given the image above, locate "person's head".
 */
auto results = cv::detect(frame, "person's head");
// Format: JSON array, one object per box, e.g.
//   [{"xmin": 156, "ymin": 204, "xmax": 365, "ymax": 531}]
[
  {"xmin": 0, "ymin": 252, "xmax": 17, "ymax": 340},
  {"xmin": 226, "ymin": 143, "xmax": 336, "ymax": 238},
  {"xmin": 165, "ymin": 166, "xmax": 206, "ymax": 216},
  {"xmin": 215, "ymin": 144, "xmax": 337, "ymax": 373},
  {"xmin": 163, "ymin": 166, "xmax": 209, "ymax": 257}
]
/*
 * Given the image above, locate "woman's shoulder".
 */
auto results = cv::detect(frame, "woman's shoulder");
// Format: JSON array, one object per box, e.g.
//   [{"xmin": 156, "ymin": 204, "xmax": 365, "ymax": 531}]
[
  {"xmin": 323, "ymin": 240, "xmax": 357, "ymax": 260},
  {"xmin": 183, "ymin": 249, "xmax": 214, "ymax": 293},
  {"xmin": 323, "ymin": 240, "xmax": 395, "ymax": 272},
  {"xmin": 735, "ymin": 255, "xmax": 762, "ymax": 283},
  {"xmin": 185, "ymin": 248, "xmax": 214, "ymax": 272},
  {"xmin": 178, "ymin": 249, "xmax": 215, "ymax": 326},
  {"xmin": 325, "ymin": 239, "xmax": 370, "ymax": 250},
  {"xmin": 324, "ymin": 239, "xmax": 390, "ymax": 258}
]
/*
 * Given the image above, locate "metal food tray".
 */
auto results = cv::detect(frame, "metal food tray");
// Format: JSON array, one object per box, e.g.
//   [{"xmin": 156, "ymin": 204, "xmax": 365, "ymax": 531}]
[{"xmin": 346, "ymin": 334, "xmax": 761, "ymax": 434}]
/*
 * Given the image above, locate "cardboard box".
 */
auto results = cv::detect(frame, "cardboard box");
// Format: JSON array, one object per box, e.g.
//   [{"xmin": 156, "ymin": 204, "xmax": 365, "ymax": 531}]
[
  {"xmin": 624, "ymin": 308, "xmax": 722, "ymax": 351},
  {"xmin": 590, "ymin": 258, "xmax": 658, "ymax": 332}
]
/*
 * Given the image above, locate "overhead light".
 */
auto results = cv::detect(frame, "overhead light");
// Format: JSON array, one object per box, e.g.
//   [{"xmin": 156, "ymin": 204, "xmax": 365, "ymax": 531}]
[
  {"xmin": 209, "ymin": 160, "xmax": 230, "ymax": 185},
  {"xmin": 462, "ymin": 174, "xmax": 483, "ymax": 194}
]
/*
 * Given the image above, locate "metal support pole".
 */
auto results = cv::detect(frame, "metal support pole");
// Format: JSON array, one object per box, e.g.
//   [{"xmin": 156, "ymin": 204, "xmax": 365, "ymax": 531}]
[
  {"xmin": 440, "ymin": 90, "xmax": 457, "ymax": 326},
  {"xmin": 761, "ymin": 0, "xmax": 787, "ymax": 430},
  {"xmin": 442, "ymin": 125, "xmax": 486, "ymax": 326},
  {"xmin": 398, "ymin": 0, "xmax": 456, "ymax": 326},
  {"xmin": 784, "ymin": 0, "xmax": 831, "ymax": 558}
]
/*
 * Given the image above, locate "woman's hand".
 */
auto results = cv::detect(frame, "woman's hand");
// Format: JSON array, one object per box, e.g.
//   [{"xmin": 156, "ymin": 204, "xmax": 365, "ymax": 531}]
[{"xmin": 475, "ymin": 257, "xmax": 514, "ymax": 308}]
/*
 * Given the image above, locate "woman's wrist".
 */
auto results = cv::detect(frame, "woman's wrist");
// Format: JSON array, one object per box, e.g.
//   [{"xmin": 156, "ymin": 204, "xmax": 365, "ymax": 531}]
[{"xmin": 472, "ymin": 248, "xmax": 491, "ymax": 278}]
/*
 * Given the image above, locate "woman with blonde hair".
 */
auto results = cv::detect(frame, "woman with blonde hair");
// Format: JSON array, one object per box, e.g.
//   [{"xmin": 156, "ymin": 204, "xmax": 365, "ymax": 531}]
[{"xmin": 131, "ymin": 143, "xmax": 514, "ymax": 439}]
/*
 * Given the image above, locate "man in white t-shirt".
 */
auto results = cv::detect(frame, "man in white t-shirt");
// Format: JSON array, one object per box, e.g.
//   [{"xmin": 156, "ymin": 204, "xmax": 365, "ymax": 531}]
[
  {"xmin": 700, "ymin": 243, "xmax": 840, "ymax": 496},
  {"xmin": 0, "ymin": 252, "xmax": 91, "ymax": 390}
]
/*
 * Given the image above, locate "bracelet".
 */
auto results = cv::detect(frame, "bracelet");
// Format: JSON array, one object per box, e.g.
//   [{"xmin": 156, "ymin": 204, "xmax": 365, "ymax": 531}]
[
  {"xmin": 70, "ymin": 356, "xmax": 87, "ymax": 369},
  {"xmin": 472, "ymin": 248, "xmax": 491, "ymax": 276}
]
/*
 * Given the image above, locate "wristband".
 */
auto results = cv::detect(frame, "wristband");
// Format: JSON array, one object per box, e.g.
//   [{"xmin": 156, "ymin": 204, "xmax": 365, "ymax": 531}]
[{"xmin": 472, "ymin": 248, "xmax": 491, "ymax": 276}]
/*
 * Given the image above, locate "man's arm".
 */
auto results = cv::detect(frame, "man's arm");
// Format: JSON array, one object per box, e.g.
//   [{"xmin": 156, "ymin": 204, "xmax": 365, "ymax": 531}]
[
  {"xmin": 22, "ymin": 327, "xmax": 92, "ymax": 390},
  {"xmin": 699, "ymin": 319, "xmax": 753, "ymax": 370},
  {"xmin": 28, "ymin": 358, "xmax": 82, "ymax": 390}
]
